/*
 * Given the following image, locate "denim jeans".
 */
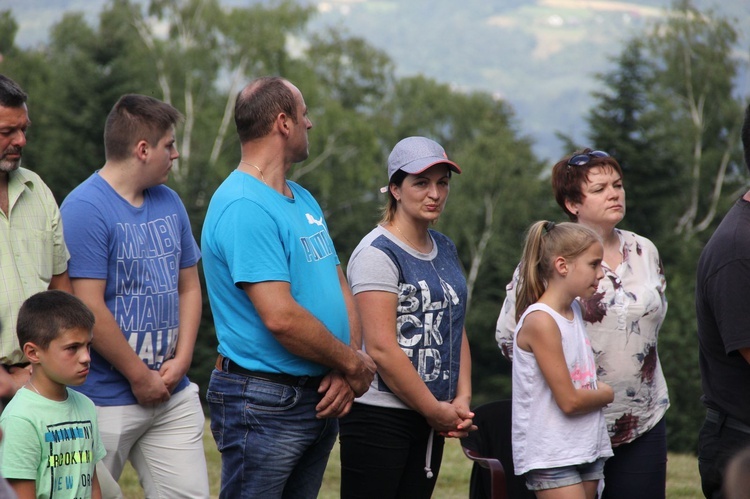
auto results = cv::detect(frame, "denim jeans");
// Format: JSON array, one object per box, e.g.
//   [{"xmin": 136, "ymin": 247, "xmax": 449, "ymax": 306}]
[
  {"xmin": 525, "ymin": 458, "xmax": 606, "ymax": 491},
  {"xmin": 206, "ymin": 368, "xmax": 338, "ymax": 499}
]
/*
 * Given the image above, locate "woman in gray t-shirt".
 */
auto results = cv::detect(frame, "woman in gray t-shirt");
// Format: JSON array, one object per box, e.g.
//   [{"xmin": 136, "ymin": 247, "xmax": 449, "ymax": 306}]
[{"xmin": 339, "ymin": 136, "xmax": 475, "ymax": 499}]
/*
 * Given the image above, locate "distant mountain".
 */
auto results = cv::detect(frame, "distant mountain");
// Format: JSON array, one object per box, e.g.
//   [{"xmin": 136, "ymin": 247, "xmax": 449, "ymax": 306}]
[
  {"xmin": 308, "ymin": 0, "xmax": 750, "ymax": 161},
  {"xmin": 8, "ymin": 0, "xmax": 750, "ymax": 161}
]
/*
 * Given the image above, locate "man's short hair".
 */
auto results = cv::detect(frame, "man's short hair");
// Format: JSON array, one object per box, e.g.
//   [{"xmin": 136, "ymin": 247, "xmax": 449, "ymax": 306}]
[
  {"xmin": 0, "ymin": 74, "xmax": 28, "ymax": 108},
  {"xmin": 234, "ymin": 76, "xmax": 298, "ymax": 143},
  {"xmin": 17, "ymin": 290, "xmax": 95, "ymax": 350},
  {"xmin": 104, "ymin": 94, "xmax": 183, "ymax": 161}
]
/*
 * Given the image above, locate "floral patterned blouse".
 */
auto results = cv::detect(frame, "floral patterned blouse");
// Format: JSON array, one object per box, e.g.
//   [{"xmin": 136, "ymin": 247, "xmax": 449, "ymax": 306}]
[{"xmin": 496, "ymin": 228, "xmax": 669, "ymax": 446}]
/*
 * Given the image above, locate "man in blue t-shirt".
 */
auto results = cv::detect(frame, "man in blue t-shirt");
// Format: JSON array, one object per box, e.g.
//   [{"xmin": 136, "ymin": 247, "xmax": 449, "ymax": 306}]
[
  {"xmin": 201, "ymin": 76, "xmax": 375, "ymax": 498},
  {"xmin": 61, "ymin": 95, "xmax": 209, "ymax": 498}
]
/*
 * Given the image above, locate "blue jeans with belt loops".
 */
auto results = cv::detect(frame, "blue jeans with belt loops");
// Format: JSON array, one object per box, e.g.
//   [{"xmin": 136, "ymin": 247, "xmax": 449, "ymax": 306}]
[{"xmin": 206, "ymin": 368, "xmax": 338, "ymax": 499}]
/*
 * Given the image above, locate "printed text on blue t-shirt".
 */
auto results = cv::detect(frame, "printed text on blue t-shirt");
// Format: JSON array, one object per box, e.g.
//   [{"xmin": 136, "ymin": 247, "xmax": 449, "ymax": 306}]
[{"xmin": 114, "ymin": 216, "xmax": 181, "ymax": 369}]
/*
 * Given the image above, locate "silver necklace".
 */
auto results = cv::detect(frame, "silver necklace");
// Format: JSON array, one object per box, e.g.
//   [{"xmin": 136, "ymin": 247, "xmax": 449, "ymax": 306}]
[
  {"xmin": 392, "ymin": 223, "xmax": 433, "ymax": 254},
  {"xmin": 26, "ymin": 380, "xmax": 41, "ymax": 395},
  {"xmin": 240, "ymin": 160, "xmax": 267, "ymax": 185}
]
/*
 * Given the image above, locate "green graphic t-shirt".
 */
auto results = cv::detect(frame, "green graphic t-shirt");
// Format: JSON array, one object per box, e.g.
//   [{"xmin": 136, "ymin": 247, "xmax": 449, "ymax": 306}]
[{"xmin": 0, "ymin": 387, "xmax": 106, "ymax": 499}]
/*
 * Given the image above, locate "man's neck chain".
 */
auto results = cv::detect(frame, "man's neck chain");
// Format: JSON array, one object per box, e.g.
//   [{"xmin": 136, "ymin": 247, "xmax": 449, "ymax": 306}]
[{"xmin": 240, "ymin": 160, "xmax": 267, "ymax": 185}]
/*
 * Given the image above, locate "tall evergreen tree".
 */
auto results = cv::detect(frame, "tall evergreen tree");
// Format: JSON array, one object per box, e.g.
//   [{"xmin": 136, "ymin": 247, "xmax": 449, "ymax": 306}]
[{"xmin": 587, "ymin": 40, "xmax": 681, "ymax": 240}]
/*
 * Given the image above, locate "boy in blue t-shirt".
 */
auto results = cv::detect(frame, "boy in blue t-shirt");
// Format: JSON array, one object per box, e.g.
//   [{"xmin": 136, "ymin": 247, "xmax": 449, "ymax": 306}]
[{"xmin": 0, "ymin": 290, "xmax": 106, "ymax": 499}]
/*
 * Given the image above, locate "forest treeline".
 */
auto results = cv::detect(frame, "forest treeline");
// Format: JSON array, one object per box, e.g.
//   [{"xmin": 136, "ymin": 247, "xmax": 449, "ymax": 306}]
[{"xmin": 0, "ymin": 0, "xmax": 747, "ymax": 453}]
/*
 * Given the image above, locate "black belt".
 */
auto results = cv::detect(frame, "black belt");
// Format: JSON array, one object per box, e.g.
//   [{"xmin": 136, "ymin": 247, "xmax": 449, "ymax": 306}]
[
  {"xmin": 706, "ymin": 408, "xmax": 750, "ymax": 435},
  {"xmin": 216, "ymin": 354, "xmax": 325, "ymax": 390}
]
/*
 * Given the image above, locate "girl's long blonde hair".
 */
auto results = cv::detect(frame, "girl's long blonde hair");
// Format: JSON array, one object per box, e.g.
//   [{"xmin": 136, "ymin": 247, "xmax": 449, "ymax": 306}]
[{"xmin": 515, "ymin": 221, "xmax": 601, "ymax": 321}]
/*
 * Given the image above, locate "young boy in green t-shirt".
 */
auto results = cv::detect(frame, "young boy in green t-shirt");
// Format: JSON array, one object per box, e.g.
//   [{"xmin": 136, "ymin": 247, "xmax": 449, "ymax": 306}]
[{"xmin": 0, "ymin": 290, "xmax": 106, "ymax": 499}]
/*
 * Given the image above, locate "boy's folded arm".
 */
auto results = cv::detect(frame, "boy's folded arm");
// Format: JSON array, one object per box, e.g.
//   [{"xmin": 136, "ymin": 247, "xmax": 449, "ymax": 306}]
[
  {"xmin": 91, "ymin": 467, "xmax": 102, "ymax": 499},
  {"xmin": 8, "ymin": 478, "xmax": 36, "ymax": 499}
]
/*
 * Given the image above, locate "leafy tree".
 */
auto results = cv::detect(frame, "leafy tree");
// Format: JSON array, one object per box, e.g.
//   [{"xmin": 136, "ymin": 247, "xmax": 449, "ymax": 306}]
[
  {"xmin": 447, "ymin": 126, "xmax": 552, "ymax": 403},
  {"xmin": 0, "ymin": 12, "xmax": 112, "ymax": 201},
  {"xmin": 584, "ymin": 40, "xmax": 679, "ymax": 240},
  {"xmin": 306, "ymin": 28, "xmax": 395, "ymax": 113},
  {"xmin": 291, "ymin": 29, "xmax": 395, "ymax": 258},
  {"xmin": 125, "ymin": 0, "xmax": 316, "ymax": 199},
  {"xmin": 0, "ymin": 10, "xmax": 17, "ymax": 55},
  {"xmin": 645, "ymin": 0, "xmax": 746, "ymax": 239}
]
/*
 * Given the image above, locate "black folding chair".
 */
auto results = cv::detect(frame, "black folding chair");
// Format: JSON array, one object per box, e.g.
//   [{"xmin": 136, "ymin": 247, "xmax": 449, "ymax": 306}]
[{"xmin": 461, "ymin": 400, "xmax": 535, "ymax": 499}]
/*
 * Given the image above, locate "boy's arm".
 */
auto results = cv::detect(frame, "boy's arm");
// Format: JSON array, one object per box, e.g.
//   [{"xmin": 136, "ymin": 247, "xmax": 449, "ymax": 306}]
[
  {"xmin": 159, "ymin": 264, "xmax": 201, "ymax": 393},
  {"xmin": 91, "ymin": 467, "xmax": 102, "ymax": 499},
  {"xmin": 2, "ymin": 412, "xmax": 43, "ymax": 498},
  {"xmin": 8, "ymin": 478, "xmax": 35, "ymax": 499},
  {"xmin": 71, "ymin": 278, "xmax": 170, "ymax": 405}
]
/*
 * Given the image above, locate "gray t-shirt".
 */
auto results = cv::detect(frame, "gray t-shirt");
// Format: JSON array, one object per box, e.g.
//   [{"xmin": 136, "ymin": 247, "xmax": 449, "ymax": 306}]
[{"xmin": 347, "ymin": 225, "xmax": 467, "ymax": 409}]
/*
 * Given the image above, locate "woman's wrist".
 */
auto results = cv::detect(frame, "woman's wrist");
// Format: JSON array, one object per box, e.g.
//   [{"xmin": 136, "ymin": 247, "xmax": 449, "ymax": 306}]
[{"xmin": 452, "ymin": 393, "xmax": 471, "ymax": 408}]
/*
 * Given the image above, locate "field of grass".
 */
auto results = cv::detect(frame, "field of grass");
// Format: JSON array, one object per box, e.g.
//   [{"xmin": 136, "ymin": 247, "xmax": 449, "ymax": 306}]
[{"xmin": 118, "ymin": 422, "xmax": 703, "ymax": 498}]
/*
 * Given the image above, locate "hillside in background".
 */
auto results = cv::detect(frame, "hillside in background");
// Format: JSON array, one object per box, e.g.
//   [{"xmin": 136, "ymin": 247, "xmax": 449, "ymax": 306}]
[
  {"xmin": 307, "ymin": 0, "xmax": 749, "ymax": 161},
  {"xmin": 8, "ymin": 0, "xmax": 750, "ymax": 161}
]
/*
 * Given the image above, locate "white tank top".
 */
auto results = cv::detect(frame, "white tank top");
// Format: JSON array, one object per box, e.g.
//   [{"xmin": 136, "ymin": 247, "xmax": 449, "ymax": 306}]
[{"xmin": 511, "ymin": 302, "xmax": 613, "ymax": 475}]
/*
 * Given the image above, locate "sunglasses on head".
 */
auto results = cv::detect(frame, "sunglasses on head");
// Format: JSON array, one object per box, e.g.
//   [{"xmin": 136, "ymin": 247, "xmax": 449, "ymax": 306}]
[{"xmin": 567, "ymin": 150, "xmax": 610, "ymax": 167}]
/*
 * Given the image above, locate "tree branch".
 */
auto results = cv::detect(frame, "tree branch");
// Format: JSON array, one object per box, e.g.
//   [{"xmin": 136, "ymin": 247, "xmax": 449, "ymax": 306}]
[{"xmin": 465, "ymin": 193, "xmax": 497, "ymax": 314}]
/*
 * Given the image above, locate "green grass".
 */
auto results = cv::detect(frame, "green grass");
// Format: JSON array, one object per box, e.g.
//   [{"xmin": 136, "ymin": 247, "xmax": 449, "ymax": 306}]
[{"xmin": 118, "ymin": 422, "xmax": 703, "ymax": 498}]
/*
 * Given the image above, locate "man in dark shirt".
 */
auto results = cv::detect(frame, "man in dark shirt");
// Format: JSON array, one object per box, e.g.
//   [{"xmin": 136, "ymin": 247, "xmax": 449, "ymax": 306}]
[{"xmin": 696, "ymin": 103, "xmax": 750, "ymax": 498}]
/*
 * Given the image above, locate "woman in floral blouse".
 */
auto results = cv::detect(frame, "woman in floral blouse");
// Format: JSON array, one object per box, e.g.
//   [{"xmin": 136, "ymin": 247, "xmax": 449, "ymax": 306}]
[{"xmin": 496, "ymin": 149, "xmax": 669, "ymax": 499}]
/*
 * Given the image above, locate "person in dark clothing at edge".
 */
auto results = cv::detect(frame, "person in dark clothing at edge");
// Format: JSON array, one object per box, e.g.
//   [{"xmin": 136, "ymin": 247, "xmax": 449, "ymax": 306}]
[{"xmin": 696, "ymin": 103, "xmax": 750, "ymax": 498}]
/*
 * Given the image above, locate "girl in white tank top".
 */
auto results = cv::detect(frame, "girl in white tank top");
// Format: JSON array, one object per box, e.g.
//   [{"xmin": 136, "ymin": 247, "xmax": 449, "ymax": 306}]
[{"xmin": 512, "ymin": 221, "xmax": 614, "ymax": 498}]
